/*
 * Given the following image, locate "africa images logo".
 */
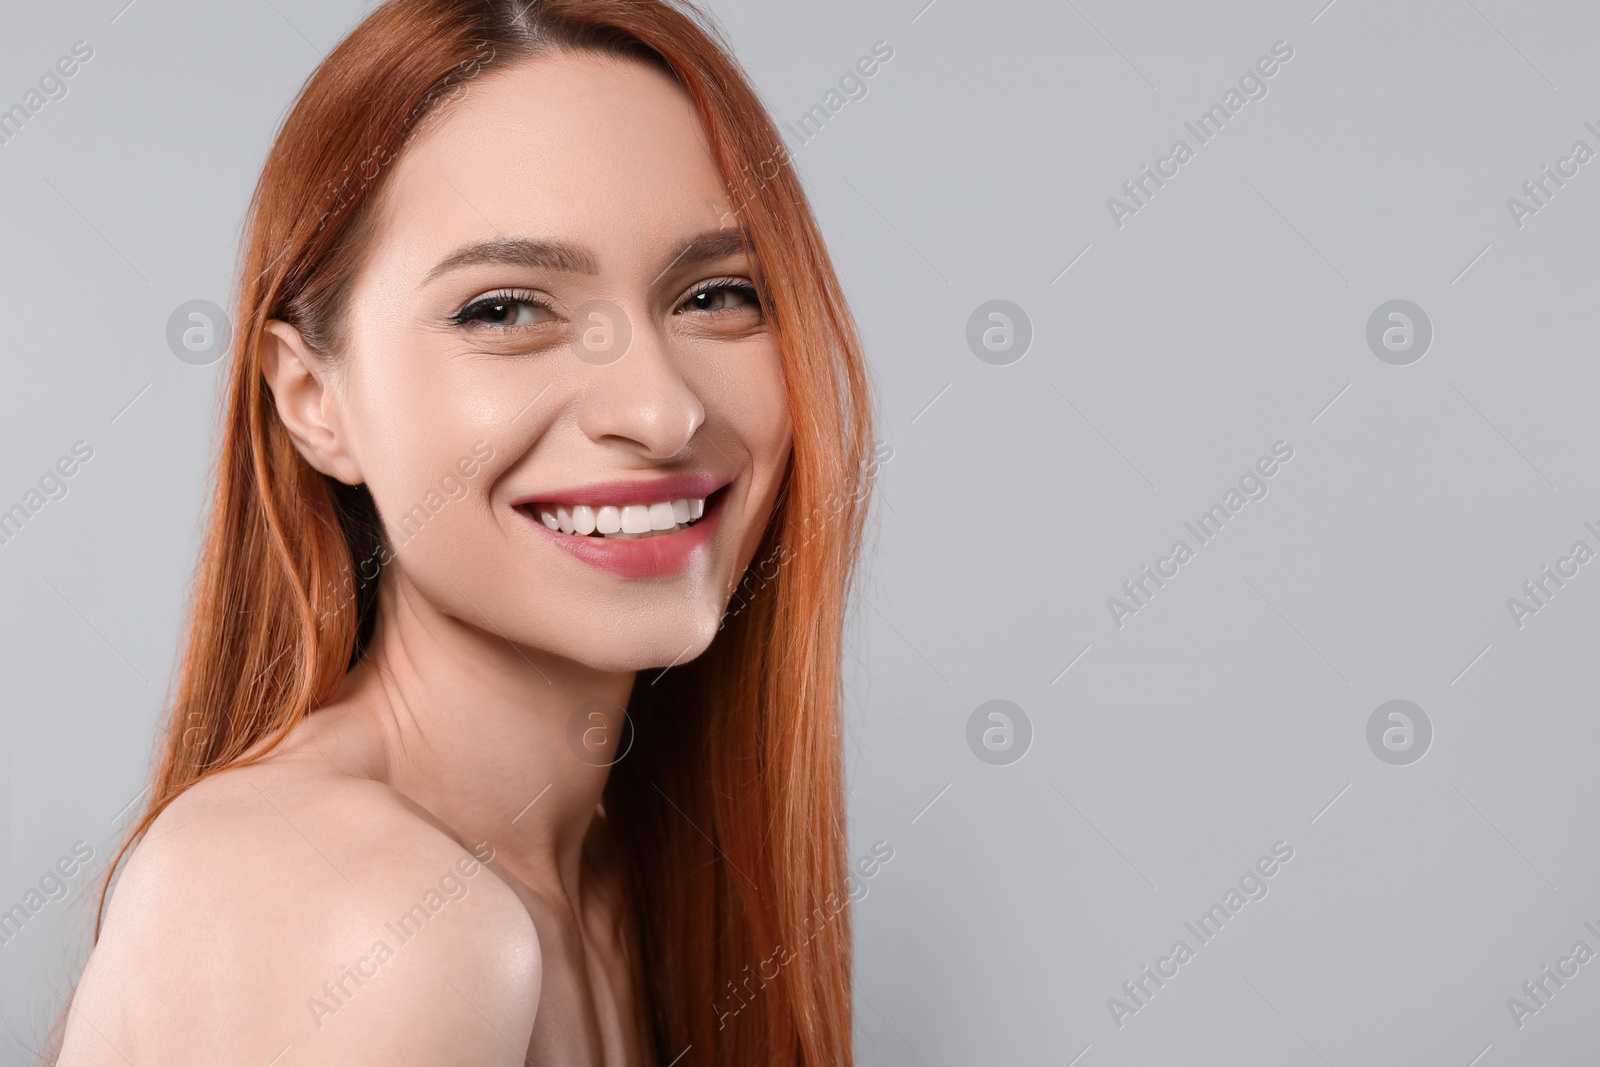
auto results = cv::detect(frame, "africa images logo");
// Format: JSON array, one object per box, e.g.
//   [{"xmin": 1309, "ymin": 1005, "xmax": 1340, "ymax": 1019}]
[
  {"xmin": 1106, "ymin": 40, "xmax": 1295, "ymax": 229},
  {"xmin": 1106, "ymin": 841, "xmax": 1295, "ymax": 1029},
  {"xmin": 1105, "ymin": 441, "xmax": 1295, "ymax": 629}
]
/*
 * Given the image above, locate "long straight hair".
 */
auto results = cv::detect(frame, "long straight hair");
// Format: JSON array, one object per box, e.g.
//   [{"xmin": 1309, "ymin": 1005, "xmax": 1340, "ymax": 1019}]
[{"xmin": 80, "ymin": 1, "xmax": 876, "ymax": 1063}]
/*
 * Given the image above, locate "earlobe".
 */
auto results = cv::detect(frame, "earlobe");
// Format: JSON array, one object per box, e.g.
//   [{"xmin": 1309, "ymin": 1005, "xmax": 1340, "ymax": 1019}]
[{"xmin": 260, "ymin": 320, "xmax": 364, "ymax": 485}]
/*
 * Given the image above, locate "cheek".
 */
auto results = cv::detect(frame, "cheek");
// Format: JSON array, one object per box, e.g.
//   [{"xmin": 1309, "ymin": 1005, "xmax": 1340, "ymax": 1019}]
[
  {"xmin": 720, "ymin": 339, "xmax": 792, "ymax": 466},
  {"xmin": 710, "ymin": 340, "xmax": 792, "ymax": 572},
  {"xmin": 357, "ymin": 403, "xmax": 479, "ymax": 534},
  {"xmin": 341, "ymin": 339, "xmax": 518, "ymax": 525}
]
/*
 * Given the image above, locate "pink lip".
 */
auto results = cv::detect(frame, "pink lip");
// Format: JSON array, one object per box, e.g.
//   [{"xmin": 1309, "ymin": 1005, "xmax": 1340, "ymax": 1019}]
[{"xmin": 514, "ymin": 485, "xmax": 728, "ymax": 579}]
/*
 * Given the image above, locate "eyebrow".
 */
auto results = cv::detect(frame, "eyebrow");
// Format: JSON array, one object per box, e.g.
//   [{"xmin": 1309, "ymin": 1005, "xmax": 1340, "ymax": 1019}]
[
  {"xmin": 423, "ymin": 229, "xmax": 752, "ymax": 287},
  {"xmin": 652, "ymin": 230, "xmax": 752, "ymax": 278},
  {"xmin": 424, "ymin": 236, "xmax": 597, "ymax": 283}
]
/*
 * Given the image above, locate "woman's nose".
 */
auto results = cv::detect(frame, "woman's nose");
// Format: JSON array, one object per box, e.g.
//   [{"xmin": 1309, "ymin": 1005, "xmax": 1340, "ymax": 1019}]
[{"xmin": 572, "ymin": 303, "xmax": 705, "ymax": 460}]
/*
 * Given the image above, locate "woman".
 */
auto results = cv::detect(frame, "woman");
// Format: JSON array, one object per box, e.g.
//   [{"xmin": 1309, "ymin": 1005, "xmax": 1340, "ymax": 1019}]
[{"xmin": 52, "ymin": 1, "xmax": 878, "ymax": 1063}]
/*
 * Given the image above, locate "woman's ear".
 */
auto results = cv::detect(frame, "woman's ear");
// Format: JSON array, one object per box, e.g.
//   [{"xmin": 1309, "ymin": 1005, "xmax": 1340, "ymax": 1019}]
[{"xmin": 260, "ymin": 320, "xmax": 365, "ymax": 486}]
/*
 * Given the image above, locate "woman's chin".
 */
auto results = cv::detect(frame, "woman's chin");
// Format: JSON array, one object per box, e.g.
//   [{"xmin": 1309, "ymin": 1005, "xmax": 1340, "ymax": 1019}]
[{"xmin": 555, "ymin": 614, "xmax": 722, "ymax": 675}]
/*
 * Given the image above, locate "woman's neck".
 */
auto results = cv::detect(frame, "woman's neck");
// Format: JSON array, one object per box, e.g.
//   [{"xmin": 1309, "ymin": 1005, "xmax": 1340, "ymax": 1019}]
[{"xmin": 329, "ymin": 570, "xmax": 634, "ymax": 900}]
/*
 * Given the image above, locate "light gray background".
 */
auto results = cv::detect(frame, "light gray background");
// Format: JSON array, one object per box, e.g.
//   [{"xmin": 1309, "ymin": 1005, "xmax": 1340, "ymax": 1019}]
[{"xmin": 3, "ymin": 0, "xmax": 1598, "ymax": 1063}]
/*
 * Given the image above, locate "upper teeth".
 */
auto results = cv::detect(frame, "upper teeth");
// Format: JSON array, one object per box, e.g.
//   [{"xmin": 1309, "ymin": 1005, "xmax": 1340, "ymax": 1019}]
[{"xmin": 537, "ymin": 497, "xmax": 706, "ymax": 538}]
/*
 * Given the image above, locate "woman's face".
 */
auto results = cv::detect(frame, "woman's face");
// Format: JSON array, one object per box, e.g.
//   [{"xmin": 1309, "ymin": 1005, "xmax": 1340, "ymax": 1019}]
[{"xmin": 290, "ymin": 51, "xmax": 792, "ymax": 672}]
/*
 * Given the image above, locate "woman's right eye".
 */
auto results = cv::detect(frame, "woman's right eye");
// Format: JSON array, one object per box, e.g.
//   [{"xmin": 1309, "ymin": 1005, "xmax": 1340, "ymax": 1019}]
[{"xmin": 453, "ymin": 292, "xmax": 554, "ymax": 329}]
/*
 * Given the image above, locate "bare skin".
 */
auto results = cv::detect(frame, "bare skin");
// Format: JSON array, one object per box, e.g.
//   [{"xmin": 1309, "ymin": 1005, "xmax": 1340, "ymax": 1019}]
[{"xmin": 59, "ymin": 50, "xmax": 792, "ymax": 1066}]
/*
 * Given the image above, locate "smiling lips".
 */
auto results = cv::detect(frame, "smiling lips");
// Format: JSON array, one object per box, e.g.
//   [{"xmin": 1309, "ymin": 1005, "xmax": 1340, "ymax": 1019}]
[{"xmin": 511, "ymin": 473, "xmax": 729, "ymax": 578}]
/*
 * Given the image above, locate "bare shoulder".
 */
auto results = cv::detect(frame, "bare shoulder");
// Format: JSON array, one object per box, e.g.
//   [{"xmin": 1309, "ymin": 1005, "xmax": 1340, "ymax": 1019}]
[{"xmin": 60, "ymin": 760, "xmax": 539, "ymax": 1066}]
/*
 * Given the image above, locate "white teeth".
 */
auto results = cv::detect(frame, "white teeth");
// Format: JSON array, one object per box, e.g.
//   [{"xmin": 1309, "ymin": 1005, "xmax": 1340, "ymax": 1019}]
[
  {"xmin": 620, "ymin": 504, "xmax": 651, "ymax": 534},
  {"xmin": 531, "ymin": 495, "xmax": 709, "ymax": 539}
]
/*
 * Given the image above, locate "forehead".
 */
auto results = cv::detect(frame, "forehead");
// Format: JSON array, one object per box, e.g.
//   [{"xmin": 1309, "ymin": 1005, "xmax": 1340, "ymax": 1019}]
[{"xmin": 369, "ymin": 50, "xmax": 731, "ymax": 272}]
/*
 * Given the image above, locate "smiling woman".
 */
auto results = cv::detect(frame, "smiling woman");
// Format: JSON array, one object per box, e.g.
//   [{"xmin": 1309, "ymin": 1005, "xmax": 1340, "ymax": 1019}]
[{"xmin": 48, "ymin": 2, "xmax": 876, "ymax": 1065}]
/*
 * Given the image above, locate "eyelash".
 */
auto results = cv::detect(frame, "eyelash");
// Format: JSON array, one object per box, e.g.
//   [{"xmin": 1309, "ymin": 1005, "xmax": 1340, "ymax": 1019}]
[
  {"xmin": 450, "ymin": 289, "xmax": 549, "ymax": 329},
  {"xmin": 678, "ymin": 278, "xmax": 763, "ymax": 316},
  {"xmin": 450, "ymin": 279, "xmax": 762, "ymax": 330}
]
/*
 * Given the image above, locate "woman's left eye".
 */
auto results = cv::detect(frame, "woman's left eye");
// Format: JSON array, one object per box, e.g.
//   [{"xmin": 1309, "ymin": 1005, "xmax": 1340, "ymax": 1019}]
[{"xmin": 678, "ymin": 282, "xmax": 761, "ymax": 315}]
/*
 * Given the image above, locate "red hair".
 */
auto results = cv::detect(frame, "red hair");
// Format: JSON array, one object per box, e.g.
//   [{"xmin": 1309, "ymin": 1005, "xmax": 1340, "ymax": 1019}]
[{"xmin": 77, "ymin": 1, "xmax": 876, "ymax": 1063}]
